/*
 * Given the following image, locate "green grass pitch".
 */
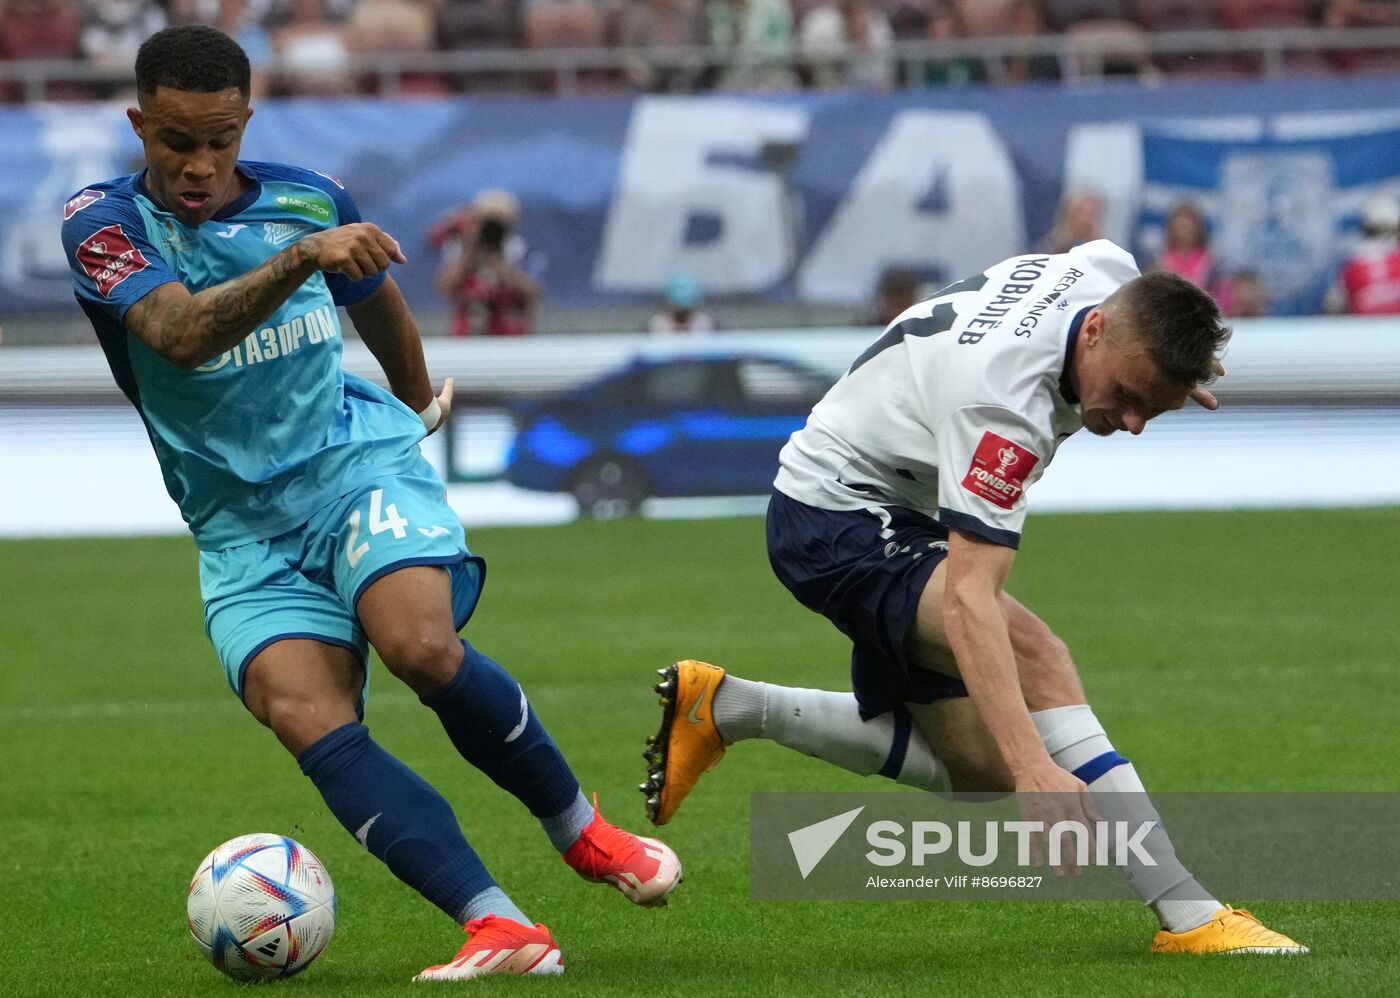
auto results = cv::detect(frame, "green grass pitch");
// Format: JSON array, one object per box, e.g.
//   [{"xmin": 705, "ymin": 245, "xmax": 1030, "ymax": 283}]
[{"xmin": 2, "ymin": 508, "xmax": 1398, "ymax": 997}]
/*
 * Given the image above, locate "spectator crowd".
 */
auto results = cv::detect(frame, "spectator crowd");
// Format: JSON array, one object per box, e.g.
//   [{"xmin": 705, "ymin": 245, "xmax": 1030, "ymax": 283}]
[
  {"xmin": 3, "ymin": 0, "xmax": 1400, "ymax": 99},
  {"xmin": 4, "ymin": 0, "xmax": 1398, "ymax": 329},
  {"xmin": 420, "ymin": 180, "xmax": 1393, "ymax": 338},
  {"xmin": 854, "ymin": 186, "xmax": 1400, "ymax": 327}
]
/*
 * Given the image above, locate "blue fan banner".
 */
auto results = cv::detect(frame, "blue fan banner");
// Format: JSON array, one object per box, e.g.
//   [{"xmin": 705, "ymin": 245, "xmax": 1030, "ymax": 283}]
[{"xmin": 4, "ymin": 79, "xmax": 1400, "ymax": 316}]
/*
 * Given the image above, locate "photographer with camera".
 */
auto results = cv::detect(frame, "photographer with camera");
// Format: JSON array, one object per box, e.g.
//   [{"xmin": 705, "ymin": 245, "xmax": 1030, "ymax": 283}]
[{"xmin": 429, "ymin": 189, "xmax": 540, "ymax": 337}]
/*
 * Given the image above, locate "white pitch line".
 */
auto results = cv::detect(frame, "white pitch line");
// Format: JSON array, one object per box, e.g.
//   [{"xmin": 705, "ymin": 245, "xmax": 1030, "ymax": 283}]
[
  {"xmin": 0, "ymin": 699, "xmax": 227, "ymax": 722},
  {"xmin": 0, "ymin": 694, "xmax": 414, "ymax": 723},
  {"xmin": 0, "ymin": 688, "xmax": 584, "ymax": 723}
]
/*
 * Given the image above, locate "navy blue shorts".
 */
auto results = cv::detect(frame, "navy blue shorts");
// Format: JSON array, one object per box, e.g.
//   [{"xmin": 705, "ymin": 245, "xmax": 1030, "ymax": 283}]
[{"xmin": 766, "ymin": 489, "xmax": 969, "ymax": 720}]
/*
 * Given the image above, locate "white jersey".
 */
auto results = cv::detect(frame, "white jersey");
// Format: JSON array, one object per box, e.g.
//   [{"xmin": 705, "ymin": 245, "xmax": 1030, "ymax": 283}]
[{"xmin": 776, "ymin": 240, "xmax": 1141, "ymax": 548}]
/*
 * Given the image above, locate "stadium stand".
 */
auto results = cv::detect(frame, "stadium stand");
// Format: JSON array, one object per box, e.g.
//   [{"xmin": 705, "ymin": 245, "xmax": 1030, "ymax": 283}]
[
  {"xmin": 522, "ymin": 0, "xmax": 616, "ymax": 93},
  {"xmin": 1044, "ymin": 0, "xmax": 1134, "ymax": 30},
  {"xmin": 3, "ymin": 1, "xmax": 1400, "ymax": 339},
  {"xmin": 1133, "ymin": 0, "xmax": 1241, "ymax": 76},
  {"xmin": 1065, "ymin": 16, "xmax": 1160, "ymax": 79},
  {"xmin": 345, "ymin": 0, "xmax": 448, "ymax": 95},
  {"xmin": 0, "ymin": 0, "xmax": 86, "ymax": 100},
  {"xmin": 954, "ymin": 0, "xmax": 1019, "ymax": 35},
  {"xmin": 1326, "ymin": 0, "xmax": 1400, "ymax": 72},
  {"xmin": 6, "ymin": 0, "xmax": 1400, "ymax": 97}
]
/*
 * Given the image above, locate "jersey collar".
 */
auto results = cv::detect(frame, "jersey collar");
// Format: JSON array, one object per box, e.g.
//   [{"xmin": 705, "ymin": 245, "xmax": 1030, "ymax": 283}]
[
  {"xmin": 214, "ymin": 165, "xmax": 261, "ymax": 220},
  {"xmin": 133, "ymin": 164, "xmax": 260, "ymax": 222},
  {"xmin": 1059, "ymin": 304, "xmax": 1095, "ymax": 405}
]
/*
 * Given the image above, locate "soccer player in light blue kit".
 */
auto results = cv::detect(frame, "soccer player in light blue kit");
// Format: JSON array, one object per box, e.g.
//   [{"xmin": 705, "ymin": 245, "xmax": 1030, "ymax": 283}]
[{"xmin": 62, "ymin": 26, "xmax": 680, "ymax": 982}]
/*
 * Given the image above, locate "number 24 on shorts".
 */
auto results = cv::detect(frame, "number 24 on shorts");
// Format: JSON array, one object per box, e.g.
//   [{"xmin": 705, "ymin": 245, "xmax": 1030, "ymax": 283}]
[{"xmin": 345, "ymin": 488, "xmax": 408, "ymax": 567}]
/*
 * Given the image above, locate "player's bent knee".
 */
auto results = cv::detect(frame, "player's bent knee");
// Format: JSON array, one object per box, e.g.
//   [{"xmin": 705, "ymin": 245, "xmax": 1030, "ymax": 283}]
[
  {"xmin": 910, "ymin": 700, "xmax": 1016, "ymax": 793},
  {"xmin": 943, "ymin": 752, "xmax": 1016, "ymax": 794},
  {"xmin": 257, "ymin": 692, "xmax": 358, "ymax": 756},
  {"xmin": 1042, "ymin": 631, "xmax": 1073, "ymax": 672},
  {"xmin": 378, "ymin": 631, "xmax": 463, "ymax": 693},
  {"xmin": 1016, "ymin": 628, "xmax": 1084, "ymax": 711},
  {"xmin": 1027, "ymin": 629, "xmax": 1073, "ymax": 678}
]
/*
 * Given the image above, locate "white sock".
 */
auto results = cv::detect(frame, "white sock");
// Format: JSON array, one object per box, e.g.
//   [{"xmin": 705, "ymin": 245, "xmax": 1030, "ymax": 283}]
[
  {"xmin": 712, "ymin": 677, "xmax": 951, "ymax": 792},
  {"xmin": 710, "ymin": 675, "xmax": 767, "ymax": 741},
  {"xmin": 1032, "ymin": 704, "xmax": 1219, "ymax": 933}
]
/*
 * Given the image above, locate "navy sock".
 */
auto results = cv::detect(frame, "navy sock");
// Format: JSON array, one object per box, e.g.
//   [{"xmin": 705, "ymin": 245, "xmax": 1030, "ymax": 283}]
[
  {"xmin": 297, "ymin": 722, "xmax": 498, "ymax": 922},
  {"xmin": 420, "ymin": 641, "xmax": 582, "ymax": 822}
]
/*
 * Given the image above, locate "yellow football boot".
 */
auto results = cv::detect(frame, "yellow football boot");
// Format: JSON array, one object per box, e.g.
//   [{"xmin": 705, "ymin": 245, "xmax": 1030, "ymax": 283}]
[
  {"xmin": 641, "ymin": 660, "xmax": 728, "ymax": 826},
  {"xmin": 1151, "ymin": 906, "xmax": 1308, "ymax": 955}
]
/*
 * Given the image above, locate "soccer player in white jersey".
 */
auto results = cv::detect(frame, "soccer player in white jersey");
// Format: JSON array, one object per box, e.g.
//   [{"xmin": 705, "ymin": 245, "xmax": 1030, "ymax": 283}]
[{"xmin": 643, "ymin": 240, "xmax": 1306, "ymax": 955}]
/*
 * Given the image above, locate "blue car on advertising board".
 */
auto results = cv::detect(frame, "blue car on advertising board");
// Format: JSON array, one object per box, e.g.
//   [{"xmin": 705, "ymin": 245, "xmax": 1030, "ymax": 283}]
[{"xmin": 505, "ymin": 355, "xmax": 833, "ymax": 518}]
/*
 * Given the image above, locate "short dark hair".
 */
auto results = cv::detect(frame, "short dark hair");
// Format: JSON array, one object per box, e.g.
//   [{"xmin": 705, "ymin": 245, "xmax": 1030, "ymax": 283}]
[
  {"xmin": 135, "ymin": 26, "xmax": 250, "ymax": 101},
  {"xmin": 1106, "ymin": 271, "xmax": 1230, "ymax": 388}
]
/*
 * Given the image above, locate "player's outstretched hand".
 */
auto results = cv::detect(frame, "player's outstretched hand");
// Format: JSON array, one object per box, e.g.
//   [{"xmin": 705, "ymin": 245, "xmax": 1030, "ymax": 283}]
[
  {"xmin": 1015, "ymin": 763, "xmax": 1101, "ymax": 878},
  {"xmin": 301, "ymin": 223, "xmax": 407, "ymax": 281},
  {"xmin": 1189, "ymin": 359, "xmax": 1227, "ymax": 411}
]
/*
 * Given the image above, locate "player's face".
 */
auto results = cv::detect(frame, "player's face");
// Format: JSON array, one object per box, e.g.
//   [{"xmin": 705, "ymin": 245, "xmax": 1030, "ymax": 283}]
[
  {"xmin": 127, "ymin": 87, "xmax": 252, "ymax": 226},
  {"xmin": 1076, "ymin": 314, "xmax": 1189, "ymax": 437}
]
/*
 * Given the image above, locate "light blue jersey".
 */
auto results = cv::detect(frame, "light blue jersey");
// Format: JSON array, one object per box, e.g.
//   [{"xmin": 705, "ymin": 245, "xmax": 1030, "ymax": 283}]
[
  {"xmin": 63, "ymin": 161, "xmax": 482, "ymax": 700},
  {"xmin": 61, "ymin": 161, "xmax": 425, "ymax": 551}
]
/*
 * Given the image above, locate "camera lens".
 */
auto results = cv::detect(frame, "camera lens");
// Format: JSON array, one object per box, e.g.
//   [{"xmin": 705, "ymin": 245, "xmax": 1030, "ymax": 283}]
[{"xmin": 478, "ymin": 219, "xmax": 506, "ymax": 249}]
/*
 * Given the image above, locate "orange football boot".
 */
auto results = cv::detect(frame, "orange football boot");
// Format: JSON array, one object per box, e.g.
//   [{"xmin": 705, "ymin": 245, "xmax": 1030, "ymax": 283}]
[
  {"xmin": 1151, "ymin": 906, "xmax": 1308, "ymax": 955},
  {"xmin": 642, "ymin": 660, "xmax": 729, "ymax": 826}
]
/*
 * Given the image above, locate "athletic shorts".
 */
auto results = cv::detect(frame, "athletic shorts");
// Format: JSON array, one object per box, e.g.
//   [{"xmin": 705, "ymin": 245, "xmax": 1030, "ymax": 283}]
[
  {"xmin": 765, "ymin": 488, "xmax": 969, "ymax": 720},
  {"xmin": 200, "ymin": 459, "xmax": 484, "ymax": 703}
]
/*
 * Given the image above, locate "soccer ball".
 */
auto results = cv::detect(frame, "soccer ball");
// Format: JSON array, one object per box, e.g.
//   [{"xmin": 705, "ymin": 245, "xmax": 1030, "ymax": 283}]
[{"xmin": 186, "ymin": 833, "xmax": 337, "ymax": 981}]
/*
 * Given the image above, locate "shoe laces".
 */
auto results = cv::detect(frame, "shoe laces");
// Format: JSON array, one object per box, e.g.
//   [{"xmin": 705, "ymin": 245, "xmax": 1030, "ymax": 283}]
[
  {"xmin": 1220, "ymin": 906, "xmax": 1289, "ymax": 943},
  {"xmin": 463, "ymin": 915, "xmax": 499, "ymax": 938},
  {"xmin": 446, "ymin": 916, "xmax": 502, "ymax": 960},
  {"xmin": 568, "ymin": 793, "xmax": 629, "ymax": 877},
  {"xmin": 460, "ymin": 914, "xmax": 543, "ymax": 948},
  {"xmin": 448, "ymin": 915, "xmax": 549, "ymax": 966}
]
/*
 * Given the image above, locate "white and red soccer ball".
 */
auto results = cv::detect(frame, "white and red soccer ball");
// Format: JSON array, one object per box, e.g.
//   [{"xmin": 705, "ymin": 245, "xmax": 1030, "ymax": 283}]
[{"xmin": 187, "ymin": 833, "xmax": 336, "ymax": 981}]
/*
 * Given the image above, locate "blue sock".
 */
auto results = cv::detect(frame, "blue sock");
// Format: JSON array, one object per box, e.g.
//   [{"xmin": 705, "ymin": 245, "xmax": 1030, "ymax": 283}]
[
  {"xmin": 420, "ymin": 641, "xmax": 583, "ymax": 832},
  {"xmin": 542, "ymin": 792, "xmax": 596, "ymax": 854},
  {"xmin": 463, "ymin": 886, "xmax": 530, "ymax": 926},
  {"xmin": 297, "ymin": 722, "xmax": 500, "ymax": 922}
]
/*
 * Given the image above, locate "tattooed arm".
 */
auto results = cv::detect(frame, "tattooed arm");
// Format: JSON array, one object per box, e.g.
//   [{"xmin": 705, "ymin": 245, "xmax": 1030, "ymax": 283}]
[{"xmin": 124, "ymin": 222, "xmax": 405, "ymax": 370}]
